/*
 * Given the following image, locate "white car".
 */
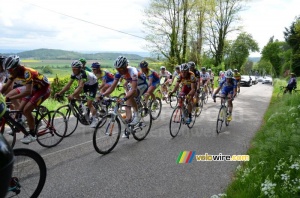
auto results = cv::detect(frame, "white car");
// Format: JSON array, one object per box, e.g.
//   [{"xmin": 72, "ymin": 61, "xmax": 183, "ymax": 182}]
[
  {"xmin": 250, "ymin": 76, "xmax": 258, "ymax": 85},
  {"xmin": 262, "ymin": 76, "xmax": 273, "ymax": 84}
]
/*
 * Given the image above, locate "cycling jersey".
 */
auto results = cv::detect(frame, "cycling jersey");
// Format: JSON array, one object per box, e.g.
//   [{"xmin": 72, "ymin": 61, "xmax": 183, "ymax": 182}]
[
  {"xmin": 9, "ymin": 66, "xmax": 50, "ymax": 89},
  {"xmin": 0, "ymin": 71, "xmax": 9, "ymax": 83},
  {"xmin": 176, "ymin": 71, "xmax": 196, "ymax": 87},
  {"xmin": 200, "ymin": 72, "xmax": 210, "ymax": 81},
  {"xmin": 219, "ymin": 78, "xmax": 237, "ymax": 95},
  {"xmin": 70, "ymin": 70, "xmax": 98, "ymax": 86},
  {"xmin": 173, "ymin": 71, "xmax": 180, "ymax": 78},
  {"xmin": 115, "ymin": 66, "xmax": 147, "ymax": 86},
  {"xmin": 233, "ymin": 72, "xmax": 241, "ymax": 81},
  {"xmin": 142, "ymin": 68, "xmax": 160, "ymax": 87},
  {"xmin": 95, "ymin": 70, "xmax": 114, "ymax": 85},
  {"xmin": 160, "ymin": 70, "xmax": 171, "ymax": 79},
  {"xmin": 191, "ymin": 69, "xmax": 201, "ymax": 78},
  {"xmin": 209, "ymin": 72, "xmax": 214, "ymax": 82}
]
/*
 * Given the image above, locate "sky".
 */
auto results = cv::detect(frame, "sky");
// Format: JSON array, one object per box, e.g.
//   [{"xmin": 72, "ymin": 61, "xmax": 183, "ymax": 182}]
[{"xmin": 0, "ymin": 0, "xmax": 299, "ymax": 56}]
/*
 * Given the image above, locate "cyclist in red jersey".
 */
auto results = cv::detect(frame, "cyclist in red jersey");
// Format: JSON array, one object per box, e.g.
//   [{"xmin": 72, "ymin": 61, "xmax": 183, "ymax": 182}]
[
  {"xmin": 1, "ymin": 55, "xmax": 50, "ymax": 144},
  {"xmin": 169, "ymin": 63, "xmax": 196, "ymax": 124}
]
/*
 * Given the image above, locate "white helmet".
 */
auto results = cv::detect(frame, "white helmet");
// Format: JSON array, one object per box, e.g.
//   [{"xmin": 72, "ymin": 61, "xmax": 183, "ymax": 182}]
[
  {"xmin": 180, "ymin": 63, "xmax": 189, "ymax": 71},
  {"xmin": 114, "ymin": 56, "xmax": 128, "ymax": 69},
  {"xmin": 225, "ymin": 70, "xmax": 233, "ymax": 78}
]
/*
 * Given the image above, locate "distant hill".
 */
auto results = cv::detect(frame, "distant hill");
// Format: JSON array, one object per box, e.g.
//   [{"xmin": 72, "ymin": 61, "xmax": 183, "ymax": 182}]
[
  {"xmin": 0, "ymin": 48, "xmax": 144, "ymax": 60},
  {"xmin": 248, "ymin": 57, "xmax": 261, "ymax": 63}
]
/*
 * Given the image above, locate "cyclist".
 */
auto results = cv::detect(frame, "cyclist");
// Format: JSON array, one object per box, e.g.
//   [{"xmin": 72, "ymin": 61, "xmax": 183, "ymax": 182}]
[
  {"xmin": 91, "ymin": 62, "xmax": 114, "ymax": 95},
  {"xmin": 159, "ymin": 66, "xmax": 172, "ymax": 100},
  {"xmin": 233, "ymin": 69, "xmax": 241, "ymax": 92},
  {"xmin": 285, "ymin": 73, "xmax": 297, "ymax": 93},
  {"xmin": 218, "ymin": 71, "xmax": 225, "ymax": 83},
  {"xmin": 171, "ymin": 65, "xmax": 181, "ymax": 84},
  {"xmin": 139, "ymin": 60, "xmax": 159, "ymax": 106},
  {"xmin": 79, "ymin": 58, "xmax": 92, "ymax": 72},
  {"xmin": 55, "ymin": 60, "xmax": 99, "ymax": 128},
  {"xmin": 208, "ymin": 69, "xmax": 215, "ymax": 94},
  {"xmin": 199, "ymin": 67, "xmax": 210, "ymax": 96},
  {"xmin": 101, "ymin": 56, "xmax": 148, "ymax": 130},
  {"xmin": 169, "ymin": 63, "xmax": 196, "ymax": 124},
  {"xmin": 188, "ymin": 61, "xmax": 201, "ymax": 110},
  {"xmin": 212, "ymin": 70, "xmax": 237, "ymax": 121},
  {"xmin": 1, "ymin": 55, "xmax": 50, "ymax": 144},
  {"xmin": 0, "ymin": 56, "xmax": 9, "ymax": 91}
]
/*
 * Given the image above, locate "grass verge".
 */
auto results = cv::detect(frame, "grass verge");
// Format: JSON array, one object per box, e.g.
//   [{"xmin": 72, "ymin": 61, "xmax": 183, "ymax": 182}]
[{"xmin": 221, "ymin": 79, "xmax": 300, "ymax": 198}]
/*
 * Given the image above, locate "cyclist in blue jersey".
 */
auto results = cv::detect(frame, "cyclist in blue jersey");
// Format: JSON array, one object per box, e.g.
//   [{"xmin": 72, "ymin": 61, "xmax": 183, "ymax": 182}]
[
  {"xmin": 55, "ymin": 60, "xmax": 99, "ymax": 128},
  {"xmin": 212, "ymin": 70, "xmax": 237, "ymax": 121},
  {"xmin": 91, "ymin": 62, "xmax": 114, "ymax": 95},
  {"xmin": 139, "ymin": 60, "xmax": 159, "ymax": 105},
  {"xmin": 101, "ymin": 56, "xmax": 148, "ymax": 129}
]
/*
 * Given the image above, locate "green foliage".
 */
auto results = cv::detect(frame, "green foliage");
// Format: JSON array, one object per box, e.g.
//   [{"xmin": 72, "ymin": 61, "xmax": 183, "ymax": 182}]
[
  {"xmin": 226, "ymin": 79, "xmax": 300, "ymax": 197},
  {"xmin": 50, "ymin": 75, "xmax": 76, "ymax": 98},
  {"xmin": 42, "ymin": 66, "xmax": 53, "ymax": 74}
]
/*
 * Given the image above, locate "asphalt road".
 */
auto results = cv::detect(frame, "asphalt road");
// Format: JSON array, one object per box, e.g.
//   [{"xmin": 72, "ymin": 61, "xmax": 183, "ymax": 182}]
[{"xmin": 13, "ymin": 83, "xmax": 273, "ymax": 198}]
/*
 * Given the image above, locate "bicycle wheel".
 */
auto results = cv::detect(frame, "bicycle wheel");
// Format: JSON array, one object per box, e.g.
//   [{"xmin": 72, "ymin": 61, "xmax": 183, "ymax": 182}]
[
  {"xmin": 132, "ymin": 107, "xmax": 152, "ymax": 141},
  {"xmin": 149, "ymin": 98, "xmax": 162, "ymax": 120},
  {"xmin": 169, "ymin": 107, "xmax": 182, "ymax": 137},
  {"xmin": 195, "ymin": 98, "xmax": 203, "ymax": 117},
  {"xmin": 187, "ymin": 112, "xmax": 197, "ymax": 129},
  {"xmin": 204, "ymin": 92, "xmax": 209, "ymax": 104},
  {"xmin": 216, "ymin": 107, "xmax": 226, "ymax": 134},
  {"xmin": 57, "ymin": 105, "xmax": 79, "ymax": 137},
  {"xmin": 0, "ymin": 119, "xmax": 16, "ymax": 148},
  {"xmin": 6, "ymin": 148, "xmax": 47, "ymax": 198},
  {"xmin": 93, "ymin": 114, "xmax": 121, "ymax": 154},
  {"xmin": 169, "ymin": 94, "xmax": 178, "ymax": 109},
  {"xmin": 36, "ymin": 110, "xmax": 67, "ymax": 148}
]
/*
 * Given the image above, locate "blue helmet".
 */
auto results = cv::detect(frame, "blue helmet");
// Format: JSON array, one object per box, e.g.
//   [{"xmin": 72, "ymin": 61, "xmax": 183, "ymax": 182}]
[
  {"xmin": 91, "ymin": 62, "xmax": 101, "ymax": 69},
  {"xmin": 139, "ymin": 61, "xmax": 148, "ymax": 68}
]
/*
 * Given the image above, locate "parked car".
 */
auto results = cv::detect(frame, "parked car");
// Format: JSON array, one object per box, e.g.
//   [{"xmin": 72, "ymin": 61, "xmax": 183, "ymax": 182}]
[
  {"xmin": 262, "ymin": 76, "xmax": 273, "ymax": 84},
  {"xmin": 240, "ymin": 75, "xmax": 252, "ymax": 87},
  {"xmin": 250, "ymin": 76, "xmax": 258, "ymax": 85},
  {"xmin": 257, "ymin": 76, "xmax": 264, "ymax": 82}
]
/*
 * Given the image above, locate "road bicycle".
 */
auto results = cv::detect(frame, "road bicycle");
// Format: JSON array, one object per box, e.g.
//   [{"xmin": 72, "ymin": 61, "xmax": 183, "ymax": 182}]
[
  {"xmin": 0, "ymin": 104, "xmax": 66, "ymax": 148},
  {"xmin": 93, "ymin": 97, "xmax": 152, "ymax": 155},
  {"xmin": 277, "ymin": 86, "xmax": 299, "ymax": 98},
  {"xmin": 214, "ymin": 95, "xmax": 231, "ymax": 134},
  {"xmin": 169, "ymin": 95, "xmax": 197, "ymax": 137},
  {"xmin": 5, "ymin": 148, "xmax": 47, "ymax": 198}
]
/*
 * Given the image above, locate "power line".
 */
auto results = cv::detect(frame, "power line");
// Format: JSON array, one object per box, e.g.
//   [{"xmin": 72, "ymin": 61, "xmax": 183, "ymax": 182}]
[{"xmin": 19, "ymin": 0, "xmax": 146, "ymax": 40}]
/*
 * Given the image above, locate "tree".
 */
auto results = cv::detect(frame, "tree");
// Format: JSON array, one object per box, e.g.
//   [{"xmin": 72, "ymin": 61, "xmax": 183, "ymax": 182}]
[
  {"xmin": 205, "ymin": 0, "xmax": 244, "ymax": 67},
  {"xmin": 261, "ymin": 37, "xmax": 285, "ymax": 77},
  {"xmin": 284, "ymin": 16, "xmax": 300, "ymax": 75},
  {"xmin": 225, "ymin": 32, "xmax": 259, "ymax": 71}
]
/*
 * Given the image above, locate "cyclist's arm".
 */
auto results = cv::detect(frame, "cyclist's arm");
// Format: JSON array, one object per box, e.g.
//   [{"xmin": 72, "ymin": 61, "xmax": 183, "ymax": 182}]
[
  {"xmin": 1, "ymin": 78, "xmax": 14, "ymax": 94},
  {"xmin": 71, "ymin": 80, "xmax": 85, "ymax": 97},
  {"xmin": 213, "ymin": 86, "xmax": 221, "ymax": 96},
  {"xmin": 188, "ymin": 82, "xmax": 196, "ymax": 97},
  {"xmin": 148, "ymin": 77, "xmax": 153, "ymax": 87},
  {"xmin": 57, "ymin": 80, "xmax": 74, "ymax": 95},
  {"xmin": 98, "ymin": 79, "xmax": 106, "ymax": 91},
  {"xmin": 170, "ymin": 81, "xmax": 180, "ymax": 94},
  {"xmin": 102, "ymin": 79, "xmax": 119, "ymax": 96}
]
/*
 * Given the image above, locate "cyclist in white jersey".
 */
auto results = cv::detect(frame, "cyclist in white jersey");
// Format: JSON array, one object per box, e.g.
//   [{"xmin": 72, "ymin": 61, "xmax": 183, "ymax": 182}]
[
  {"xmin": 55, "ymin": 60, "xmax": 99, "ymax": 128},
  {"xmin": 101, "ymin": 56, "xmax": 148, "ymax": 129},
  {"xmin": 199, "ymin": 67, "xmax": 210, "ymax": 95},
  {"xmin": 172, "ymin": 65, "xmax": 181, "ymax": 84},
  {"xmin": 159, "ymin": 66, "xmax": 172, "ymax": 99}
]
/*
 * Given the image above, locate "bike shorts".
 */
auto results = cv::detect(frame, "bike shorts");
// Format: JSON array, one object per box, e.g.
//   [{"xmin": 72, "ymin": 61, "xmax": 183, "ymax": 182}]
[
  {"xmin": 21, "ymin": 86, "xmax": 51, "ymax": 107},
  {"xmin": 179, "ymin": 85, "xmax": 191, "ymax": 97},
  {"xmin": 83, "ymin": 83, "xmax": 98, "ymax": 99},
  {"xmin": 136, "ymin": 83, "xmax": 148, "ymax": 98},
  {"xmin": 220, "ymin": 88, "xmax": 234, "ymax": 97},
  {"xmin": 150, "ymin": 80, "xmax": 160, "ymax": 88}
]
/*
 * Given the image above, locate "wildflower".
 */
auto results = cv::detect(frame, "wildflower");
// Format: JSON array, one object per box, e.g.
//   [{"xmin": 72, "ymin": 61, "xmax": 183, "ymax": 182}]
[
  {"xmin": 261, "ymin": 177, "xmax": 276, "ymax": 196},
  {"xmin": 290, "ymin": 163, "xmax": 300, "ymax": 170},
  {"xmin": 281, "ymin": 173, "xmax": 289, "ymax": 181}
]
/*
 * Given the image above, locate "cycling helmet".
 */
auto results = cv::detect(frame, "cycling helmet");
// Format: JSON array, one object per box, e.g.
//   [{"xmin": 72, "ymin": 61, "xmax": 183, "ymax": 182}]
[
  {"xmin": 201, "ymin": 67, "xmax": 206, "ymax": 71},
  {"xmin": 4, "ymin": 55, "xmax": 20, "ymax": 70},
  {"xmin": 175, "ymin": 65, "xmax": 180, "ymax": 70},
  {"xmin": 160, "ymin": 66, "xmax": 166, "ymax": 70},
  {"xmin": 219, "ymin": 71, "xmax": 223, "ymax": 75},
  {"xmin": 114, "ymin": 56, "xmax": 128, "ymax": 69},
  {"xmin": 0, "ymin": 133, "xmax": 14, "ymax": 198},
  {"xmin": 207, "ymin": 69, "xmax": 212, "ymax": 72},
  {"xmin": 79, "ymin": 58, "xmax": 86, "ymax": 64},
  {"xmin": 139, "ymin": 60, "xmax": 148, "ymax": 68},
  {"xmin": 225, "ymin": 70, "xmax": 233, "ymax": 78},
  {"xmin": 181, "ymin": 63, "xmax": 189, "ymax": 71},
  {"xmin": 71, "ymin": 60, "xmax": 83, "ymax": 68},
  {"xmin": 188, "ymin": 61, "xmax": 196, "ymax": 68},
  {"xmin": 234, "ymin": 69, "xmax": 238, "ymax": 72},
  {"xmin": 91, "ymin": 62, "xmax": 101, "ymax": 69}
]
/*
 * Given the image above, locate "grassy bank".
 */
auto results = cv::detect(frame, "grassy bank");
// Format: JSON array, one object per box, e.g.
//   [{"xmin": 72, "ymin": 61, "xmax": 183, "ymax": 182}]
[{"xmin": 221, "ymin": 79, "xmax": 300, "ymax": 198}]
